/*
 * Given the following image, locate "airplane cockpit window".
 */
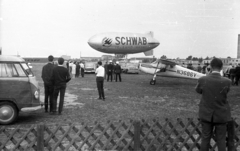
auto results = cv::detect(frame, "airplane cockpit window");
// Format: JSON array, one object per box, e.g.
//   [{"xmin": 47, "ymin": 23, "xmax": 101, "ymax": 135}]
[
  {"xmin": 159, "ymin": 68, "xmax": 166, "ymax": 72},
  {"xmin": 157, "ymin": 64, "xmax": 167, "ymax": 72},
  {"xmin": 157, "ymin": 63, "xmax": 166, "ymax": 69}
]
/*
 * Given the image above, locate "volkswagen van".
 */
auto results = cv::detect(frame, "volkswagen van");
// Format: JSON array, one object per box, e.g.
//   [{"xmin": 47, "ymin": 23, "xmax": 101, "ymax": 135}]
[
  {"xmin": 84, "ymin": 62, "xmax": 97, "ymax": 73},
  {"xmin": 0, "ymin": 55, "xmax": 41, "ymax": 124},
  {"xmin": 119, "ymin": 62, "xmax": 139, "ymax": 74}
]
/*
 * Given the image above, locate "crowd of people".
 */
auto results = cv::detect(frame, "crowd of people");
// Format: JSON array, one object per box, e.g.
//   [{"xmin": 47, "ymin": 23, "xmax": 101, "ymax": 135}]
[
  {"xmin": 66, "ymin": 61, "xmax": 85, "ymax": 78},
  {"xmin": 41, "ymin": 55, "xmax": 234, "ymax": 150},
  {"xmin": 182, "ymin": 63, "xmax": 212, "ymax": 74},
  {"xmin": 104, "ymin": 60, "xmax": 122, "ymax": 82},
  {"xmin": 224, "ymin": 63, "xmax": 240, "ymax": 86},
  {"xmin": 42, "ymin": 56, "xmax": 123, "ymax": 114},
  {"xmin": 191, "ymin": 62, "xmax": 240, "ymax": 85},
  {"xmin": 183, "ymin": 62, "xmax": 225, "ymax": 76}
]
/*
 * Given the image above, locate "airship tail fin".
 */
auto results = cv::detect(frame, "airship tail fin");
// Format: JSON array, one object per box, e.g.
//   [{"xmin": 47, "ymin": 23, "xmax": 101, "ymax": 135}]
[
  {"xmin": 146, "ymin": 31, "xmax": 154, "ymax": 37},
  {"xmin": 144, "ymin": 49, "xmax": 153, "ymax": 56}
]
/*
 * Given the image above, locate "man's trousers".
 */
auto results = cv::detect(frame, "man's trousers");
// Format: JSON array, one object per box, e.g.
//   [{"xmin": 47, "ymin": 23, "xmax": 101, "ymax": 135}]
[{"xmin": 53, "ymin": 85, "xmax": 66, "ymax": 113}]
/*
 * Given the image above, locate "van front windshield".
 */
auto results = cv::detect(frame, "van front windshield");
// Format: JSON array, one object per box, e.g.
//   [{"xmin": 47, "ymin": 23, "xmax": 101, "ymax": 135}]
[
  {"xmin": 21, "ymin": 63, "xmax": 34, "ymax": 76},
  {"xmin": 85, "ymin": 63, "xmax": 95, "ymax": 68}
]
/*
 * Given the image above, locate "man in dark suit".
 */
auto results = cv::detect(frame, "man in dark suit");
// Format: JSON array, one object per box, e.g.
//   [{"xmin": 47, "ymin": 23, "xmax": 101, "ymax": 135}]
[
  {"xmin": 197, "ymin": 64, "xmax": 202, "ymax": 73},
  {"xmin": 41, "ymin": 55, "xmax": 55, "ymax": 113},
  {"xmin": 51, "ymin": 57, "xmax": 71, "ymax": 115},
  {"xmin": 107, "ymin": 60, "xmax": 114, "ymax": 82},
  {"xmin": 229, "ymin": 66, "xmax": 235, "ymax": 85},
  {"xmin": 104, "ymin": 61, "xmax": 108, "ymax": 79},
  {"xmin": 76, "ymin": 62, "xmax": 80, "ymax": 78},
  {"xmin": 114, "ymin": 61, "xmax": 122, "ymax": 82},
  {"xmin": 234, "ymin": 63, "xmax": 240, "ymax": 86},
  {"xmin": 195, "ymin": 58, "xmax": 231, "ymax": 151}
]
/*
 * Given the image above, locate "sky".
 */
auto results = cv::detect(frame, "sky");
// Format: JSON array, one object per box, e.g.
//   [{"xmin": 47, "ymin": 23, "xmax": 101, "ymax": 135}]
[{"xmin": 1, "ymin": 0, "xmax": 240, "ymax": 59}]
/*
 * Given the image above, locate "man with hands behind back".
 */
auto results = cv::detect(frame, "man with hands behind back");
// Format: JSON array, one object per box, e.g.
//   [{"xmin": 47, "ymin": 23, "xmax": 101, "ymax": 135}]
[{"xmin": 195, "ymin": 58, "xmax": 231, "ymax": 151}]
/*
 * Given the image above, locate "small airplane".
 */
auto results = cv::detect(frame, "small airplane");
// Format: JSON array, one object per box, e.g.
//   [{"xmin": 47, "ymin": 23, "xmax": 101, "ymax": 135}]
[
  {"xmin": 88, "ymin": 31, "xmax": 160, "ymax": 56},
  {"xmin": 139, "ymin": 59, "xmax": 206, "ymax": 85}
]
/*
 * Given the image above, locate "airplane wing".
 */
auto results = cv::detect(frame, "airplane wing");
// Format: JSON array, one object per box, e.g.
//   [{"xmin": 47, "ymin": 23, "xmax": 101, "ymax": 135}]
[
  {"xmin": 158, "ymin": 59, "xmax": 178, "ymax": 66},
  {"xmin": 140, "ymin": 59, "xmax": 178, "ymax": 70}
]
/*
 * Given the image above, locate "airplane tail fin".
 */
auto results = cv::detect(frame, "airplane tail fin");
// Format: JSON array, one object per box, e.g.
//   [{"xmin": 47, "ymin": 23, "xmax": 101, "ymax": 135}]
[{"xmin": 144, "ymin": 49, "xmax": 153, "ymax": 56}]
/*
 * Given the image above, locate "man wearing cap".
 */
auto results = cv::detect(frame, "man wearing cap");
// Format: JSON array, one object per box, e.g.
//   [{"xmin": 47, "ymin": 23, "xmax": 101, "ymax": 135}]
[
  {"xmin": 107, "ymin": 60, "xmax": 114, "ymax": 82},
  {"xmin": 114, "ymin": 61, "xmax": 122, "ymax": 82}
]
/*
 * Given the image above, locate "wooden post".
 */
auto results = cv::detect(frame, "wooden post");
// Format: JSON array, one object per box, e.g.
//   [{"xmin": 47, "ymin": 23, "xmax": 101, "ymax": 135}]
[
  {"xmin": 134, "ymin": 120, "xmax": 141, "ymax": 151},
  {"xmin": 37, "ymin": 123, "xmax": 44, "ymax": 151}
]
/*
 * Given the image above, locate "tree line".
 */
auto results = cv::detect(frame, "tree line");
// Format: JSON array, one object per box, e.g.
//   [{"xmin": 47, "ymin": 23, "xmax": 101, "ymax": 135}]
[{"xmin": 160, "ymin": 55, "xmax": 232, "ymax": 63}]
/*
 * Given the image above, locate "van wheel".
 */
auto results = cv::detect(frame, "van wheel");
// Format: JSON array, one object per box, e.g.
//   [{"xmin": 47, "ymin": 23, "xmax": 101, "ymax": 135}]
[{"xmin": 0, "ymin": 102, "xmax": 18, "ymax": 125}]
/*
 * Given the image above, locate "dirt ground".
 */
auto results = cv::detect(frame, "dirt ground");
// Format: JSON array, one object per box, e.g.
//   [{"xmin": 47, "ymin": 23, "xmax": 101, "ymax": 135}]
[{"xmin": 13, "ymin": 63, "xmax": 240, "ymax": 125}]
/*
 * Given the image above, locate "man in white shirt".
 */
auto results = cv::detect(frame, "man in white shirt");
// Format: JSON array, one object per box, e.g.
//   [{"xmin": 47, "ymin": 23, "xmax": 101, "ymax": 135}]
[
  {"xmin": 95, "ymin": 61, "xmax": 105, "ymax": 100},
  {"xmin": 71, "ymin": 62, "xmax": 76, "ymax": 78},
  {"xmin": 69, "ymin": 61, "xmax": 73, "ymax": 73},
  {"xmin": 80, "ymin": 62, "xmax": 85, "ymax": 77},
  {"xmin": 225, "ymin": 63, "xmax": 232, "ymax": 79}
]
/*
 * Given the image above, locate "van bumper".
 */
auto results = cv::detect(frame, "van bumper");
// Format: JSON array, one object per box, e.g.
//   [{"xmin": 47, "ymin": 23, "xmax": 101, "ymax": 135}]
[{"xmin": 21, "ymin": 105, "xmax": 42, "ymax": 112}]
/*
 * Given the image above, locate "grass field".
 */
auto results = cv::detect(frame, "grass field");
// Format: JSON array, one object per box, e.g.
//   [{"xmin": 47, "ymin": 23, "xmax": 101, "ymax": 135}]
[{"xmin": 15, "ymin": 63, "xmax": 240, "ymax": 125}]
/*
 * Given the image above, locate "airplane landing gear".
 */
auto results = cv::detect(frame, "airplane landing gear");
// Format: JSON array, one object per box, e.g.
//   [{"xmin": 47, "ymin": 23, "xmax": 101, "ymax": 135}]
[
  {"xmin": 150, "ymin": 74, "xmax": 157, "ymax": 85},
  {"xmin": 149, "ymin": 60, "xmax": 161, "ymax": 85},
  {"xmin": 150, "ymin": 79, "xmax": 156, "ymax": 85}
]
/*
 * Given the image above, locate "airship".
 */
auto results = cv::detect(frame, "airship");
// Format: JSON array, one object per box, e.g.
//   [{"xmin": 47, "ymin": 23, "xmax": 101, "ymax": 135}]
[{"xmin": 88, "ymin": 31, "xmax": 160, "ymax": 56}]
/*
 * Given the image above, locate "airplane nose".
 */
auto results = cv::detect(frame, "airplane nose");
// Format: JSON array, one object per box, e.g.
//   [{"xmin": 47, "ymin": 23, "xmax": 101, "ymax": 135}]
[{"xmin": 139, "ymin": 63, "xmax": 149, "ymax": 73}]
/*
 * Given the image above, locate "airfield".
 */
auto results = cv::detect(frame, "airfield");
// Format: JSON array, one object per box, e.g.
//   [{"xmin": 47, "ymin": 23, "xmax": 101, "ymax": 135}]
[{"xmin": 16, "ymin": 63, "xmax": 240, "ymax": 125}]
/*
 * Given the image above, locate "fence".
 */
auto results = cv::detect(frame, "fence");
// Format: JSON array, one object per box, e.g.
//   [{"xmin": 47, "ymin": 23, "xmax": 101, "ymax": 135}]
[{"xmin": 0, "ymin": 118, "xmax": 239, "ymax": 151}]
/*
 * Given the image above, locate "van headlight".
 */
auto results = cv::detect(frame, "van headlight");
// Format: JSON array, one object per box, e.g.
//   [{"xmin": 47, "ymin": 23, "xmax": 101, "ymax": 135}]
[{"xmin": 34, "ymin": 91, "xmax": 39, "ymax": 99}]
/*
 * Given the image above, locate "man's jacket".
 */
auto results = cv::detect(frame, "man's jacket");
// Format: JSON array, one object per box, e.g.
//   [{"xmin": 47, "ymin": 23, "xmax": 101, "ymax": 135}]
[
  {"xmin": 41, "ymin": 63, "xmax": 55, "ymax": 85},
  {"xmin": 107, "ymin": 64, "xmax": 114, "ymax": 73},
  {"xmin": 235, "ymin": 66, "xmax": 240, "ymax": 75},
  {"xmin": 195, "ymin": 72, "xmax": 231, "ymax": 123},
  {"xmin": 114, "ymin": 64, "xmax": 122, "ymax": 73}
]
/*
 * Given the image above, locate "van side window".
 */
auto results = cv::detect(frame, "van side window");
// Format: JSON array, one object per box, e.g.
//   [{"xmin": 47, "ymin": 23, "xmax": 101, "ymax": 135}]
[
  {"xmin": 9, "ymin": 64, "xmax": 18, "ymax": 76},
  {"xmin": 0, "ymin": 63, "xmax": 8, "ymax": 77},
  {"xmin": 21, "ymin": 63, "xmax": 34, "ymax": 76},
  {"xmin": 14, "ymin": 64, "xmax": 27, "ymax": 77},
  {"xmin": 0, "ymin": 63, "xmax": 18, "ymax": 77},
  {"xmin": 0, "ymin": 63, "xmax": 27, "ymax": 77}
]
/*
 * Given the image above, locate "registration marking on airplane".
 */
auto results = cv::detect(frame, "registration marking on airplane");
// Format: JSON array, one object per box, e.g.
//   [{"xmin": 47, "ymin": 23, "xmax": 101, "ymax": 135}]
[{"xmin": 176, "ymin": 70, "xmax": 197, "ymax": 78}]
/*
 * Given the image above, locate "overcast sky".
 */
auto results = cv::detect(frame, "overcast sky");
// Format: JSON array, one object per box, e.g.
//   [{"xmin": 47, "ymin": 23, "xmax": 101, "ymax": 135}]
[{"xmin": 1, "ymin": 0, "xmax": 240, "ymax": 59}]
